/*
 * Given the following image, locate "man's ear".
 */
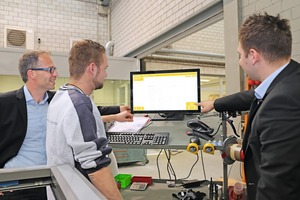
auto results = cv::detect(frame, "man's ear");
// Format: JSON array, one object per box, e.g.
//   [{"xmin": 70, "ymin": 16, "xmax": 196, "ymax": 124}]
[
  {"xmin": 87, "ymin": 63, "xmax": 97, "ymax": 75},
  {"xmin": 27, "ymin": 69, "xmax": 35, "ymax": 80},
  {"xmin": 249, "ymin": 48, "xmax": 259, "ymax": 65}
]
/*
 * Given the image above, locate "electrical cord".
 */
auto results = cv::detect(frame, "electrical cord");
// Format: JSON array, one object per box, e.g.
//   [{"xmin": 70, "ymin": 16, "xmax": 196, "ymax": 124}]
[
  {"xmin": 227, "ymin": 118, "xmax": 240, "ymax": 137},
  {"xmin": 164, "ymin": 149, "xmax": 177, "ymax": 184},
  {"xmin": 155, "ymin": 148, "xmax": 208, "ymax": 185},
  {"xmin": 156, "ymin": 149, "xmax": 163, "ymax": 179},
  {"xmin": 200, "ymin": 150, "xmax": 207, "ymax": 180},
  {"xmin": 209, "ymin": 122, "xmax": 222, "ymax": 137},
  {"xmin": 179, "ymin": 153, "xmax": 199, "ymax": 180},
  {"xmin": 170, "ymin": 149, "xmax": 183, "ymax": 156}
]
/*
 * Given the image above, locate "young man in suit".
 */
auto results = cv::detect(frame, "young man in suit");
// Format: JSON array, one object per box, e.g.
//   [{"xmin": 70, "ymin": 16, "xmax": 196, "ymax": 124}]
[
  {"xmin": 199, "ymin": 13, "xmax": 300, "ymax": 200},
  {"xmin": 46, "ymin": 39, "xmax": 123, "ymax": 200}
]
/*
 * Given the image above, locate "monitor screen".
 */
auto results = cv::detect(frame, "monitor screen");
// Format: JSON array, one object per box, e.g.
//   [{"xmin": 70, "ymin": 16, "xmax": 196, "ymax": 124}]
[{"xmin": 130, "ymin": 68, "xmax": 200, "ymax": 120}]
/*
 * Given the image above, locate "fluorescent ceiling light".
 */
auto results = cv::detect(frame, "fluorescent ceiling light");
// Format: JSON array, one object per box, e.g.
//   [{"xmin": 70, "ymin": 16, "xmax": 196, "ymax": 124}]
[{"xmin": 200, "ymin": 79, "xmax": 210, "ymax": 82}]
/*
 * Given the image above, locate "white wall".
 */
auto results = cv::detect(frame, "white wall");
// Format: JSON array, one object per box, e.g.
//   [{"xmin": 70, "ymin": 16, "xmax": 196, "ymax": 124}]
[{"xmin": 0, "ymin": 0, "xmax": 108, "ymax": 52}]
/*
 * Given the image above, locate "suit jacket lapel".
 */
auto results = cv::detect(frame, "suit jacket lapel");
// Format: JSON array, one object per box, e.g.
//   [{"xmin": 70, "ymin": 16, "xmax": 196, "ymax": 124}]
[
  {"xmin": 16, "ymin": 87, "xmax": 27, "ymax": 126},
  {"xmin": 243, "ymin": 98, "xmax": 261, "ymax": 151}
]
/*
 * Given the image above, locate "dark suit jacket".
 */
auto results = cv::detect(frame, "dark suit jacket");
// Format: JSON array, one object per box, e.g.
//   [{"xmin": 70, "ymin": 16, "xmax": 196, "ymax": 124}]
[
  {"xmin": 0, "ymin": 87, "xmax": 120, "ymax": 168},
  {"xmin": 242, "ymin": 60, "xmax": 300, "ymax": 200},
  {"xmin": 214, "ymin": 90, "xmax": 255, "ymax": 112},
  {"xmin": 0, "ymin": 87, "xmax": 55, "ymax": 168},
  {"xmin": 98, "ymin": 106, "xmax": 120, "ymax": 115}
]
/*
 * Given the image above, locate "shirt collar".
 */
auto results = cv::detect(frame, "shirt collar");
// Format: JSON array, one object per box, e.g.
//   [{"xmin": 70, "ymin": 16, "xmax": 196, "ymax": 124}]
[
  {"xmin": 23, "ymin": 85, "xmax": 49, "ymax": 104},
  {"xmin": 254, "ymin": 62, "xmax": 289, "ymax": 99}
]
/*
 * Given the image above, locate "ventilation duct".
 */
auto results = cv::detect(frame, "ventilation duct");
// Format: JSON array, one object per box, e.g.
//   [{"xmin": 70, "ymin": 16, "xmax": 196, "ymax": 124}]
[{"xmin": 4, "ymin": 26, "xmax": 34, "ymax": 50}]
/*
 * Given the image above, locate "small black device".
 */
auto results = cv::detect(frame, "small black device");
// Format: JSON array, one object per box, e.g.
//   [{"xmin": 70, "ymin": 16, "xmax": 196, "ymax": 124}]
[
  {"xmin": 189, "ymin": 136, "xmax": 200, "ymax": 145},
  {"xmin": 186, "ymin": 119, "xmax": 214, "ymax": 141},
  {"xmin": 187, "ymin": 119, "xmax": 214, "ymax": 135},
  {"xmin": 172, "ymin": 189, "xmax": 206, "ymax": 200},
  {"xmin": 186, "ymin": 136, "xmax": 201, "ymax": 154}
]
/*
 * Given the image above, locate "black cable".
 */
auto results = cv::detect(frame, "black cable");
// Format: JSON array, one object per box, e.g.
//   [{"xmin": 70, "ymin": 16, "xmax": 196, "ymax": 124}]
[
  {"xmin": 164, "ymin": 149, "xmax": 177, "ymax": 184},
  {"xmin": 179, "ymin": 153, "xmax": 199, "ymax": 180},
  {"xmin": 163, "ymin": 150, "xmax": 171, "ymax": 180},
  {"xmin": 169, "ymin": 149, "xmax": 183, "ymax": 156},
  {"xmin": 156, "ymin": 148, "xmax": 208, "ymax": 185},
  {"xmin": 200, "ymin": 149, "xmax": 207, "ymax": 180},
  {"xmin": 227, "ymin": 118, "xmax": 240, "ymax": 137},
  {"xmin": 156, "ymin": 149, "xmax": 163, "ymax": 179},
  {"xmin": 209, "ymin": 122, "xmax": 222, "ymax": 137}
]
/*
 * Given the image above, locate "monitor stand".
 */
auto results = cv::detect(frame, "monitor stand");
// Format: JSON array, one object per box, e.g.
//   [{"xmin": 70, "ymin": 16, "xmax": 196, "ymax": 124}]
[{"xmin": 151, "ymin": 113, "xmax": 185, "ymax": 121}]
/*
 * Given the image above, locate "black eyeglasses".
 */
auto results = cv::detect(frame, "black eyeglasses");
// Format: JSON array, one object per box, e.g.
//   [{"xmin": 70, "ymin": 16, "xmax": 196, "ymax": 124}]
[{"xmin": 29, "ymin": 67, "xmax": 57, "ymax": 74}]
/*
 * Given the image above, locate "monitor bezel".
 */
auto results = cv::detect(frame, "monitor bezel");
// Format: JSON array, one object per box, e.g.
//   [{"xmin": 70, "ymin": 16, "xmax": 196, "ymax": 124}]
[{"xmin": 130, "ymin": 68, "xmax": 201, "ymax": 115}]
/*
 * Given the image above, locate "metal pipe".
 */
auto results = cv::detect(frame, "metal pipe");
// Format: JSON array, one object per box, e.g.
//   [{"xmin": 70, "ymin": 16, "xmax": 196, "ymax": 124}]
[
  {"xmin": 157, "ymin": 48, "xmax": 225, "ymax": 59},
  {"xmin": 146, "ymin": 54, "xmax": 225, "ymax": 65},
  {"xmin": 222, "ymin": 112, "xmax": 229, "ymax": 200}
]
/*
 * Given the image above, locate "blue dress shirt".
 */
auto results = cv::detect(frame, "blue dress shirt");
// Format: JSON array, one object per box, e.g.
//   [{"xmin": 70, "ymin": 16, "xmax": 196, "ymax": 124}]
[
  {"xmin": 254, "ymin": 62, "xmax": 288, "ymax": 100},
  {"xmin": 4, "ymin": 85, "xmax": 48, "ymax": 168}
]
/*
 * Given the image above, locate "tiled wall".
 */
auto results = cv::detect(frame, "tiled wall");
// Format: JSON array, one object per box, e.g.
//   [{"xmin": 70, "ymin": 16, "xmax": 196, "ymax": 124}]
[
  {"xmin": 172, "ymin": 20, "xmax": 224, "ymax": 54},
  {"xmin": 0, "ymin": 0, "xmax": 108, "ymax": 52},
  {"xmin": 110, "ymin": 0, "xmax": 218, "ymax": 56}
]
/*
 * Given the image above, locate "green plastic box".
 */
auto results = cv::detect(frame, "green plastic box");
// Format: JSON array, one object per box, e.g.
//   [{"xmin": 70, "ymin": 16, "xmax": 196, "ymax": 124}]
[{"xmin": 114, "ymin": 174, "xmax": 132, "ymax": 188}]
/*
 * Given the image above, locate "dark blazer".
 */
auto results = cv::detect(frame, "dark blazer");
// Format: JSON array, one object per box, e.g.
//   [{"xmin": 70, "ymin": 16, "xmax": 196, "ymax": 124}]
[
  {"xmin": 214, "ymin": 90, "xmax": 255, "ymax": 112},
  {"xmin": 98, "ymin": 106, "xmax": 120, "ymax": 116},
  {"xmin": 0, "ymin": 87, "xmax": 55, "ymax": 168},
  {"xmin": 242, "ymin": 60, "xmax": 300, "ymax": 200}
]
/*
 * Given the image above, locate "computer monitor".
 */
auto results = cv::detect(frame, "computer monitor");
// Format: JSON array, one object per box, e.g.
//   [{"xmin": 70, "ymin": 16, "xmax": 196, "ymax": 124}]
[{"xmin": 130, "ymin": 68, "xmax": 201, "ymax": 120}]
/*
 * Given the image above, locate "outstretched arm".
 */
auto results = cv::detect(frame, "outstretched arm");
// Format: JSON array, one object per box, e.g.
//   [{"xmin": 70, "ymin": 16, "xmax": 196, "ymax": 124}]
[{"xmin": 197, "ymin": 90, "xmax": 255, "ymax": 113}]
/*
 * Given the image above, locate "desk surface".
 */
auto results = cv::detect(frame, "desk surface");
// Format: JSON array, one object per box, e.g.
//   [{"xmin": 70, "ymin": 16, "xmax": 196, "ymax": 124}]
[
  {"xmin": 120, "ymin": 179, "xmax": 212, "ymax": 200},
  {"xmin": 109, "ymin": 114, "xmax": 223, "ymax": 150}
]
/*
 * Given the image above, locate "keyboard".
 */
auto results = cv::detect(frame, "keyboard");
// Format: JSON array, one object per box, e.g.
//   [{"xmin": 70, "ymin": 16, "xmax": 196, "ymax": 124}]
[{"xmin": 107, "ymin": 132, "xmax": 169, "ymax": 145}]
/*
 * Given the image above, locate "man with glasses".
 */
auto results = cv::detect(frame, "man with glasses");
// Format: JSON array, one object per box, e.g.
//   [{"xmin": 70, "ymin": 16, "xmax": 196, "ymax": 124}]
[
  {"xmin": 0, "ymin": 50, "xmax": 58, "ymax": 200},
  {"xmin": 0, "ymin": 50, "xmax": 131, "ymax": 200}
]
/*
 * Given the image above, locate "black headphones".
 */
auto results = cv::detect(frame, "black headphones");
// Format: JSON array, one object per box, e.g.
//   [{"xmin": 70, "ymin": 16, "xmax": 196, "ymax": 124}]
[
  {"xmin": 187, "ymin": 119, "xmax": 214, "ymax": 135},
  {"xmin": 186, "ymin": 119, "xmax": 215, "ymax": 141}
]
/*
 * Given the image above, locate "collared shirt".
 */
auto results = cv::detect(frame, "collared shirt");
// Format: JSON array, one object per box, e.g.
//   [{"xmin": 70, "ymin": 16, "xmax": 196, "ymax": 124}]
[
  {"xmin": 254, "ymin": 62, "xmax": 289, "ymax": 100},
  {"xmin": 4, "ymin": 85, "xmax": 49, "ymax": 168}
]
